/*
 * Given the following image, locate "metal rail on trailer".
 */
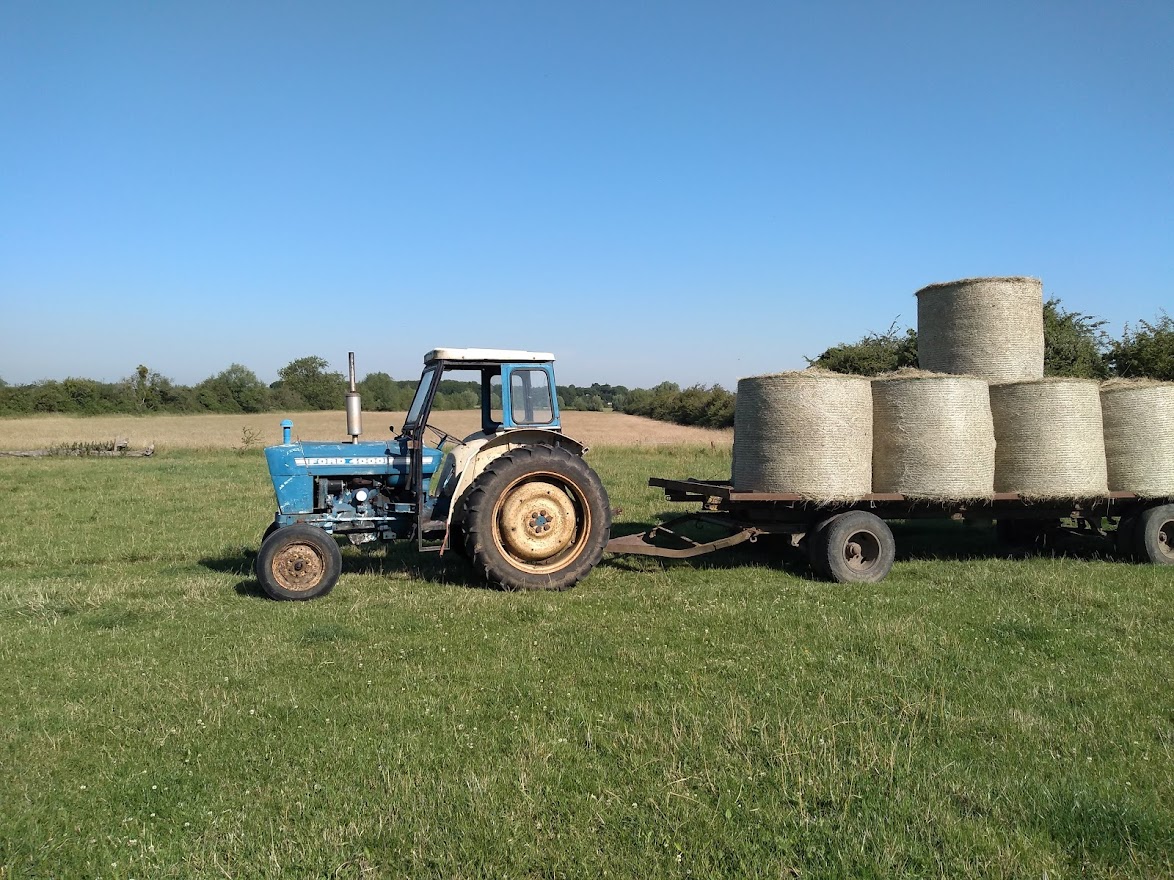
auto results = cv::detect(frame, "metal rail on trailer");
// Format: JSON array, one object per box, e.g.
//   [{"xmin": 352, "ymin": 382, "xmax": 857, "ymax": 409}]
[{"xmin": 605, "ymin": 478, "xmax": 1174, "ymax": 583}]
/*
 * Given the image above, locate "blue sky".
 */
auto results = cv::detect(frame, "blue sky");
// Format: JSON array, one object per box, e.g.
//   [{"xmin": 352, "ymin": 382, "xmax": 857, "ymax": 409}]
[{"xmin": 2, "ymin": 1, "xmax": 1171, "ymax": 390}]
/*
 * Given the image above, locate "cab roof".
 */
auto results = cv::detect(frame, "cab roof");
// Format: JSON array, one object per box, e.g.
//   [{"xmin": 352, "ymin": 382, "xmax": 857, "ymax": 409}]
[{"xmin": 424, "ymin": 348, "xmax": 555, "ymax": 365}]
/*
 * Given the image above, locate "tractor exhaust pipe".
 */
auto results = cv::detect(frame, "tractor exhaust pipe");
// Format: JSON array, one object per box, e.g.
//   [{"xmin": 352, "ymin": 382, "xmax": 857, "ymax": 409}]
[{"xmin": 345, "ymin": 352, "xmax": 362, "ymax": 444}]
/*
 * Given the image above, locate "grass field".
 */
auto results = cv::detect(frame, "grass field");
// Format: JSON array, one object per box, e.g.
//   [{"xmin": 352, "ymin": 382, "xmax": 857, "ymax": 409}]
[{"xmin": 0, "ymin": 436, "xmax": 1171, "ymax": 878}]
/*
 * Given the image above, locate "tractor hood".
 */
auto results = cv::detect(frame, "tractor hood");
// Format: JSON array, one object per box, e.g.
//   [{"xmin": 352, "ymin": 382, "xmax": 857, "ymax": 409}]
[{"xmin": 264, "ymin": 438, "xmax": 442, "ymax": 515}]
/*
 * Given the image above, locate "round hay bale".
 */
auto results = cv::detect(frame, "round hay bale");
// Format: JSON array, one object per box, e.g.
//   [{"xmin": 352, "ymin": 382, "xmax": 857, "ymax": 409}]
[
  {"xmin": 1100, "ymin": 379, "xmax": 1174, "ymax": 496},
  {"xmin": 871, "ymin": 370, "xmax": 994, "ymax": 499},
  {"xmin": 988, "ymin": 378, "xmax": 1107, "ymax": 497},
  {"xmin": 916, "ymin": 276, "xmax": 1044, "ymax": 382},
  {"xmin": 732, "ymin": 370, "xmax": 872, "ymax": 499}
]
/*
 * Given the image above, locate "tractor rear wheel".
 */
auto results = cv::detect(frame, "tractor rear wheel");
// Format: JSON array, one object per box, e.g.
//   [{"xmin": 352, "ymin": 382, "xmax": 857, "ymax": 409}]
[
  {"xmin": 459, "ymin": 445, "xmax": 611, "ymax": 590},
  {"xmin": 256, "ymin": 524, "xmax": 342, "ymax": 601}
]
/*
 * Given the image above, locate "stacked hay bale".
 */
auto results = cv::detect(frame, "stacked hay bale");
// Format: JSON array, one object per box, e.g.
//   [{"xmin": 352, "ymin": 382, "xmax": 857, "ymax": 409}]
[
  {"xmin": 988, "ymin": 378, "xmax": 1107, "ymax": 497},
  {"xmin": 1100, "ymin": 379, "xmax": 1174, "ymax": 496},
  {"xmin": 871, "ymin": 370, "xmax": 995, "ymax": 498},
  {"xmin": 916, "ymin": 277, "xmax": 1044, "ymax": 382},
  {"xmin": 733, "ymin": 370, "xmax": 872, "ymax": 499}
]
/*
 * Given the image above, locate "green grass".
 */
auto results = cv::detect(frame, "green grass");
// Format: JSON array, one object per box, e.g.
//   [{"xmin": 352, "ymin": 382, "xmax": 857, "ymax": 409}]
[{"xmin": 0, "ymin": 446, "xmax": 1171, "ymax": 879}]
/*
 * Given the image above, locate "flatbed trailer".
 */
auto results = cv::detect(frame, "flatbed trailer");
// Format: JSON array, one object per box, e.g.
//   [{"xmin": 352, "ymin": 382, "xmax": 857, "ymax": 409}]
[{"xmin": 605, "ymin": 478, "xmax": 1174, "ymax": 582}]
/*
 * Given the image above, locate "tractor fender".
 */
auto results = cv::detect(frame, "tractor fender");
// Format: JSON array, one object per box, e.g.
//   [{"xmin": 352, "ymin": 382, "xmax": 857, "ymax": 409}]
[{"xmin": 444, "ymin": 430, "xmax": 588, "ymax": 527}]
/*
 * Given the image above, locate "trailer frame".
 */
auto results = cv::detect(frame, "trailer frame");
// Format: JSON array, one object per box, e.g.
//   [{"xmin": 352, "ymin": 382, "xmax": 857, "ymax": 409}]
[{"xmin": 605, "ymin": 478, "xmax": 1174, "ymax": 581}]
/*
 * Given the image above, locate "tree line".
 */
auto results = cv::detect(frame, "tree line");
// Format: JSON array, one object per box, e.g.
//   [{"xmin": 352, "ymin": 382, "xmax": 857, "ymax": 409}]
[
  {"xmin": 0, "ymin": 356, "xmax": 501, "ymax": 417},
  {"xmin": 3, "ymin": 304, "xmax": 1170, "ymax": 424},
  {"xmin": 0, "ymin": 356, "xmax": 701, "ymax": 420}
]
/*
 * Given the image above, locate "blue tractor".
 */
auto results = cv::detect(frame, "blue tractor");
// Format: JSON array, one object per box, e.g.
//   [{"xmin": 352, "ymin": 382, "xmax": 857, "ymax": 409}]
[{"xmin": 256, "ymin": 349, "xmax": 612, "ymax": 599}]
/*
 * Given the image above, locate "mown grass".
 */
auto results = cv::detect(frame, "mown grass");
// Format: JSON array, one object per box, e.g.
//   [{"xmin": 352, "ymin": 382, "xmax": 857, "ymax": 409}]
[{"xmin": 0, "ymin": 446, "xmax": 1170, "ymax": 879}]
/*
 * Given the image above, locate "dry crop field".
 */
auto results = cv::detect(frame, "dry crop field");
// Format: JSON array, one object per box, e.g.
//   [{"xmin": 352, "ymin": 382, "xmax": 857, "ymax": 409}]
[{"xmin": 0, "ymin": 410, "xmax": 733, "ymax": 452}]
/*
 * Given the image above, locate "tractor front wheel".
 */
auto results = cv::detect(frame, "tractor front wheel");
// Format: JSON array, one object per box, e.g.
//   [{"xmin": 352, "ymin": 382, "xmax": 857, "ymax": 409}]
[
  {"xmin": 459, "ymin": 445, "xmax": 611, "ymax": 591},
  {"xmin": 256, "ymin": 524, "xmax": 342, "ymax": 601}
]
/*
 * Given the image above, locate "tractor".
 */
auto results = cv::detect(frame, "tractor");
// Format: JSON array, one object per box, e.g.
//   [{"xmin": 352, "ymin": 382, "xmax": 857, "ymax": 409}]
[{"xmin": 256, "ymin": 349, "xmax": 612, "ymax": 599}]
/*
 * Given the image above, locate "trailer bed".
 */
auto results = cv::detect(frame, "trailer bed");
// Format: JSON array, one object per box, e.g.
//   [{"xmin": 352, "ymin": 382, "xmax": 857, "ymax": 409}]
[{"xmin": 605, "ymin": 478, "xmax": 1172, "ymax": 580}]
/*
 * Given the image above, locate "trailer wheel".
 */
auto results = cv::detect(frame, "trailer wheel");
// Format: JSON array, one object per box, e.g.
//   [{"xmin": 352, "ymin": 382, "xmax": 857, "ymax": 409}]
[
  {"xmin": 805, "ymin": 515, "xmax": 841, "ymax": 579},
  {"xmin": 1135, "ymin": 504, "xmax": 1174, "ymax": 565},
  {"xmin": 256, "ymin": 524, "xmax": 342, "ymax": 601},
  {"xmin": 461, "ymin": 445, "xmax": 611, "ymax": 591},
  {"xmin": 817, "ymin": 511, "xmax": 895, "ymax": 584}
]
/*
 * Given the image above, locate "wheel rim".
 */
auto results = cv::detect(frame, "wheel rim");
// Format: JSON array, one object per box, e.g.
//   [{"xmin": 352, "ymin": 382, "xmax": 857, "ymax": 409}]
[
  {"xmin": 271, "ymin": 541, "xmax": 327, "ymax": 592},
  {"xmin": 843, "ymin": 530, "xmax": 882, "ymax": 573},
  {"xmin": 492, "ymin": 473, "xmax": 590, "ymax": 574},
  {"xmin": 1158, "ymin": 520, "xmax": 1174, "ymax": 563}
]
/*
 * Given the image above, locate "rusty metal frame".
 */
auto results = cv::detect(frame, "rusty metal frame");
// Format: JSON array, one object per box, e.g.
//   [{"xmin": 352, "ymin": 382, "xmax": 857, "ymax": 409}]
[
  {"xmin": 604, "ymin": 478, "xmax": 1167, "ymax": 561},
  {"xmin": 604, "ymin": 513, "xmax": 784, "ymax": 559}
]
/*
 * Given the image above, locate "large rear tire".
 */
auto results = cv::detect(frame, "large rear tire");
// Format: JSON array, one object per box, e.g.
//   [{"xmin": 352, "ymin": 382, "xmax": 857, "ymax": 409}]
[
  {"xmin": 459, "ymin": 445, "xmax": 611, "ymax": 591},
  {"xmin": 1135, "ymin": 504, "xmax": 1174, "ymax": 565},
  {"xmin": 256, "ymin": 524, "xmax": 342, "ymax": 601}
]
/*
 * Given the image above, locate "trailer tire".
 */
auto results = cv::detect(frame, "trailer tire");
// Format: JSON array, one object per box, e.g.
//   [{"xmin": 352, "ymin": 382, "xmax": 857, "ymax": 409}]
[
  {"xmin": 1135, "ymin": 504, "xmax": 1174, "ymax": 565},
  {"xmin": 256, "ymin": 524, "xmax": 342, "ymax": 601},
  {"xmin": 817, "ymin": 511, "xmax": 895, "ymax": 584},
  {"xmin": 805, "ymin": 515, "xmax": 841, "ymax": 579},
  {"xmin": 461, "ymin": 444, "xmax": 611, "ymax": 591}
]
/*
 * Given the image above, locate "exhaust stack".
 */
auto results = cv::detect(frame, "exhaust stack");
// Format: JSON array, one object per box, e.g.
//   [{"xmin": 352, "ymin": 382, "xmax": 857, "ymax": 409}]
[{"xmin": 346, "ymin": 352, "xmax": 362, "ymax": 443}]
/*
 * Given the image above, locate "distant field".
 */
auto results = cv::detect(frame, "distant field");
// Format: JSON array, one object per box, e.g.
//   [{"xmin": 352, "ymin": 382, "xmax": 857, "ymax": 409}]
[
  {"xmin": 0, "ymin": 410, "xmax": 733, "ymax": 451},
  {"xmin": 0, "ymin": 444, "xmax": 1171, "ymax": 878}
]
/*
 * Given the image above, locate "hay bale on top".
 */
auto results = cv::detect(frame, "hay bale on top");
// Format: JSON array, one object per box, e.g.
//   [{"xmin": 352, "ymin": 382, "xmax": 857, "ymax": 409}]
[
  {"xmin": 733, "ymin": 370, "xmax": 872, "ymax": 499},
  {"xmin": 989, "ymin": 378, "xmax": 1107, "ymax": 497},
  {"xmin": 871, "ymin": 370, "xmax": 994, "ymax": 499},
  {"xmin": 1100, "ymin": 378, "xmax": 1174, "ymax": 496},
  {"xmin": 916, "ymin": 276, "xmax": 1044, "ymax": 382}
]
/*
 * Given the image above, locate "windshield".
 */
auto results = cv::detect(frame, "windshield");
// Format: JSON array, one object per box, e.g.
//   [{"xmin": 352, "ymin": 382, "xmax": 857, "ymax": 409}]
[{"xmin": 403, "ymin": 367, "xmax": 439, "ymax": 430}]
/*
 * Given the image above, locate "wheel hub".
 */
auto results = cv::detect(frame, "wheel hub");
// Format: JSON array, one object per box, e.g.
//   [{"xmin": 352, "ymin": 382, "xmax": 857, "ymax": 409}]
[
  {"xmin": 844, "ymin": 531, "xmax": 879, "ymax": 571},
  {"xmin": 1159, "ymin": 523, "xmax": 1173, "ymax": 561},
  {"xmin": 498, "ymin": 480, "xmax": 578, "ymax": 563},
  {"xmin": 272, "ymin": 543, "xmax": 326, "ymax": 592}
]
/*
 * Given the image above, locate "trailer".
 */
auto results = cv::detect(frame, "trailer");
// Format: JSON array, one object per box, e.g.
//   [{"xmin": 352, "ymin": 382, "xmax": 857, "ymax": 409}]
[{"xmin": 605, "ymin": 478, "xmax": 1174, "ymax": 582}]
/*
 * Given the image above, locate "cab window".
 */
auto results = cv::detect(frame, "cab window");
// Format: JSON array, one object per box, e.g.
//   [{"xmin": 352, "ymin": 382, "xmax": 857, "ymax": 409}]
[{"xmin": 510, "ymin": 369, "xmax": 554, "ymax": 425}]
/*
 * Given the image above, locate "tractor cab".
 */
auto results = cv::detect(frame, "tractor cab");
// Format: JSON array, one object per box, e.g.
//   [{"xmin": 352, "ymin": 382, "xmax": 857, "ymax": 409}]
[
  {"xmin": 401, "ymin": 348, "xmax": 562, "ymax": 440},
  {"xmin": 399, "ymin": 349, "xmax": 574, "ymax": 545}
]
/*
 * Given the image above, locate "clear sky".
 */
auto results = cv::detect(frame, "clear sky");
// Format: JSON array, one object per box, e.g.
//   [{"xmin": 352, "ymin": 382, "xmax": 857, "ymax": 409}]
[{"xmin": 2, "ymin": 1, "xmax": 1171, "ymax": 391}]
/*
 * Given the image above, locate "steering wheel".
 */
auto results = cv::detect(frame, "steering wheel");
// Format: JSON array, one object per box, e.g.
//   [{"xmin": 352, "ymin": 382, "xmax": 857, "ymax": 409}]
[{"xmin": 424, "ymin": 424, "xmax": 452, "ymax": 448}]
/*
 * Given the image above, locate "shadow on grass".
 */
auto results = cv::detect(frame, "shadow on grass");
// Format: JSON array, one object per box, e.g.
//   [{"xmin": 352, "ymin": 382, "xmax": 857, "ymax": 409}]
[
  {"xmin": 603, "ymin": 513, "xmax": 1125, "ymax": 578},
  {"xmin": 203, "ymin": 517, "xmax": 1130, "ymax": 598},
  {"xmin": 200, "ymin": 540, "xmax": 490, "ymax": 600}
]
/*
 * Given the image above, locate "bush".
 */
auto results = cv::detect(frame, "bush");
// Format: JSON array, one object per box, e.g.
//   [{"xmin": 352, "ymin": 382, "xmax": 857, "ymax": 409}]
[
  {"xmin": 276, "ymin": 356, "xmax": 345, "ymax": 410},
  {"xmin": 807, "ymin": 323, "xmax": 918, "ymax": 375},
  {"xmin": 1043, "ymin": 299, "xmax": 1109, "ymax": 379},
  {"xmin": 1107, "ymin": 313, "xmax": 1174, "ymax": 380}
]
